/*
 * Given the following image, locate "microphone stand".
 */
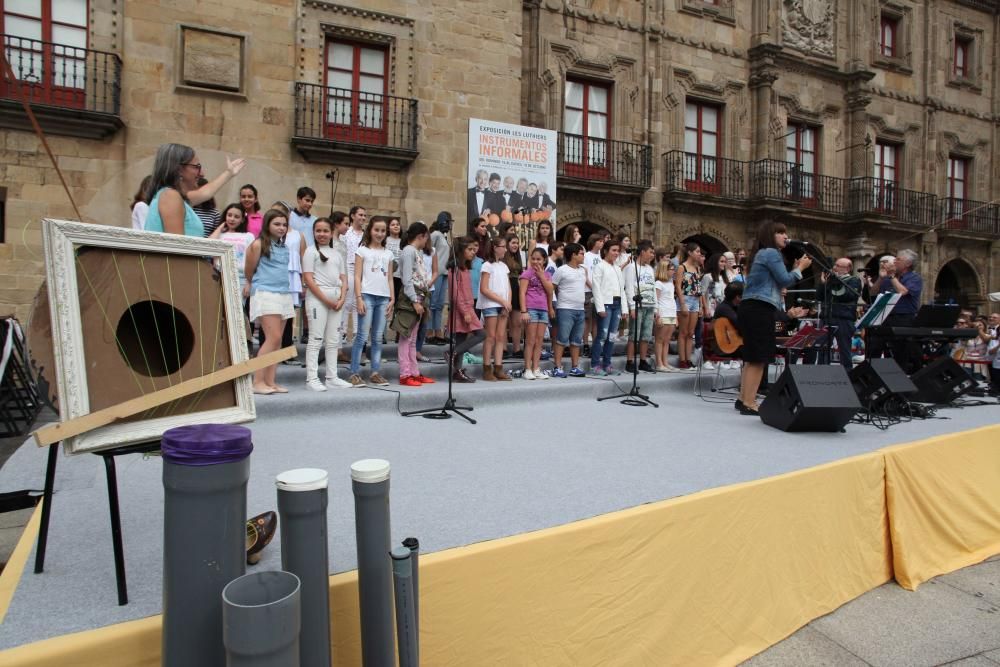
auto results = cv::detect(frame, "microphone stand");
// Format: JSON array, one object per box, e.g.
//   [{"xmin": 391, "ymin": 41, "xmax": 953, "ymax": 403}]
[
  {"xmin": 401, "ymin": 226, "xmax": 476, "ymax": 424},
  {"xmin": 598, "ymin": 250, "xmax": 658, "ymax": 407},
  {"xmin": 324, "ymin": 169, "xmax": 339, "ymax": 217}
]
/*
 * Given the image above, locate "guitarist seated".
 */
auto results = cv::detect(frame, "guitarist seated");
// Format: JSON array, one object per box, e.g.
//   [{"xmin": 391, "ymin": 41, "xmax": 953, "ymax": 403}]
[{"xmin": 712, "ymin": 282, "xmax": 744, "ymax": 357}]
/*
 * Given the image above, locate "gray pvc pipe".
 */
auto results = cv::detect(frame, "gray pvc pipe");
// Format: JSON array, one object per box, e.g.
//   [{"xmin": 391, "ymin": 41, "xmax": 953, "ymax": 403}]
[
  {"xmin": 351, "ymin": 459, "xmax": 396, "ymax": 667},
  {"xmin": 402, "ymin": 536, "xmax": 420, "ymax": 646},
  {"xmin": 277, "ymin": 468, "xmax": 331, "ymax": 667},
  {"xmin": 391, "ymin": 547, "xmax": 418, "ymax": 667},
  {"xmin": 162, "ymin": 426, "xmax": 251, "ymax": 667},
  {"xmin": 223, "ymin": 570, "xmax": 301, "ymax": 667}
]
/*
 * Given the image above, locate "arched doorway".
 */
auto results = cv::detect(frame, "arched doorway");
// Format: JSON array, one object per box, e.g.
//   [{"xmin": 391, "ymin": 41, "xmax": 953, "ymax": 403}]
[
  {"xmin": 934, "ymin": 259, "xmax": 979, "ymax": 308},
  {"xmin": 680, "ymin": 233, "xmax": 728, "ymax": 257},
  {"xmin": 558, "ymin": 220, "xmax": 610, "ymax": 243}
]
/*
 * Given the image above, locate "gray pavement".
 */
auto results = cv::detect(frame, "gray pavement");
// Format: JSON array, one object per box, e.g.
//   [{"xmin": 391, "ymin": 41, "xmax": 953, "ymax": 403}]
[{"xmin": 745, "ymin": 553, "xmax": 1000, "ymax": 667}]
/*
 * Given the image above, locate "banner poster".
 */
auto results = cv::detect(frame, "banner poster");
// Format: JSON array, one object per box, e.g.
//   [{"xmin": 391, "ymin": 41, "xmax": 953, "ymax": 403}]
[{"xmin": 467, "ymin": 119, "xmax": 558, "ymax": 247}]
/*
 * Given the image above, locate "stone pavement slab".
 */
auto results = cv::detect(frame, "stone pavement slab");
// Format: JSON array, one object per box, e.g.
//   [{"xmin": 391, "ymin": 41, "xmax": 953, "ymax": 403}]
[
  {"xmin": 741, "ymin": 626, "xmax": 868, "ymax": 666},
  {"xmin": 945, "ymin": 656, "xmax": 1000, "ymax": 667},
  {"xmin": 983, "ymin": 648, "xmax": 1000, "ymax": 664},
  {"xmin": 809, "ymin": 578, "xmax": 1000, "ymax": 667},
  {"xmin": 939, "ymin": 559, "xmax": 1000, "ymax": 607}
]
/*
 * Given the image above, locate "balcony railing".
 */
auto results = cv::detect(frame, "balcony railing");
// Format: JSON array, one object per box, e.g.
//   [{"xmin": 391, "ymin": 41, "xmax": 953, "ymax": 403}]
[
  {"xmin": 663, "ymin": 150, "xmax": 748, "ymax": 200},
  {"xmin": 292, "ymin": 82, "xmax": 418, "ymax": 167},
  {"xmin": 939, "ymin": 198, "xmax": 999, "ymax": 234},
  {"xmin": 749, "ymin": 159, "xmax": 847, "ymax": 215},
  {"xmin": 662, "ymin": 151, "xmax": 1000, "ymax": 236},
  {"xmin": 1, "ymin": 34, "xmax": 121, "ymax": 116},
  {"xmin": 847, "ymin": 177, "xmax": 937, "ymax": 227},
  {"xmin": 558, "ymin": 133, "xmax": 651, "ymax": 190}
]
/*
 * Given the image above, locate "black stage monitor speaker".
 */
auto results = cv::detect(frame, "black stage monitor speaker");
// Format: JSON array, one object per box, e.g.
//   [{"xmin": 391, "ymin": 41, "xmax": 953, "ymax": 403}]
[
  {"xmin": 850, "ymin": 358, "xmax": 918, "ymax": 407},
  {"xmin": 759, "ymin": 365, "xmax": 861, "ymax": 433},
  {"xmin": 909, "ymin": 356, "xmax": 975, "ymax": 404}
]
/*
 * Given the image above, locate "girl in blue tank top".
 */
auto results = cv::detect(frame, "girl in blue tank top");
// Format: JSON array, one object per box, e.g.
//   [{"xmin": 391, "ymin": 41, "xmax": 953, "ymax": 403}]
[{"xmin": 244, "ymin": 210, "xmax": 293, "ymax": 394}]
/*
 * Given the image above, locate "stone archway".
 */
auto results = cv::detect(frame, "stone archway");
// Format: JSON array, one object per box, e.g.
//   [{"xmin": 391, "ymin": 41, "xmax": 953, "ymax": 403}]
[
  {"xmin": 934, "ymin": 258, "xmax": 980, "ymax": 309},
  {"xmin": 680, "ymin": 233, "xmax": 728, "ymax": 256},
  {"xmin": 556, "ymin": 220, "xmax": 611, "ymax": 243}
]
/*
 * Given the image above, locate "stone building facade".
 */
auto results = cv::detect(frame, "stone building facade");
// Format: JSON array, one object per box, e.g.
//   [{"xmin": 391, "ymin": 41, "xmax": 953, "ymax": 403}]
[{"xmin": 1, "ymin": 0, "xmax": 998, "ymax": 321}]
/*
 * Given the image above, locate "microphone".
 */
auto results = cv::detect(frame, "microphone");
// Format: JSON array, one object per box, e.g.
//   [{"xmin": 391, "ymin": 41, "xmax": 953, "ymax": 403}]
[
  {"xmin": 510, "ymin": 207, "xmax": 528, "ymax": 214},
  {"xmin": 786, "ymin": 239, "xmax": 811, "ymax": 247},
  {"xmin": 796, "ymin": 298, "xmax": 818, "ymax": 305}
]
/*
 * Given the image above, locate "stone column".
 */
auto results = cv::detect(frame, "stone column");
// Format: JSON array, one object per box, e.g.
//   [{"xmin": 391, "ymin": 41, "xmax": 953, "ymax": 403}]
[
  {"xmin": 844, "ymin": 88, "xmax": 872, "ymax": 180},
  {"xmin": 845, "ymin": 232, "xmax": 876, "ymax": 270},
  {"xmin": 920, "ymin": 233, "xmax": 939, "ymax": 305},
  {"xmin": 748, "ymin": 45, "xmax": 780, "ymax": 162}
]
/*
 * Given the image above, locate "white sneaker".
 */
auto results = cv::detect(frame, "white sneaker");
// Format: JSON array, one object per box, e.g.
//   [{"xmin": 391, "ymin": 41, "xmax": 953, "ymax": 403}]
[
  {"xmin": 702, "ymin": 361, "xmax": 716, "ymax": 371},
  {"xmin": 326, "ymin": 376, "xmax": 352, "ymax": 389},
  {"xmin": 523, "ymin": 369, "xmax": 536, "ymax": 380},
  {"xmin": 535, "ymin": 368, "xmax": 549, "ymax": 380},
  {"xmin": 306, "ymin": 379, "xmax": 327, "ymax": 392}
]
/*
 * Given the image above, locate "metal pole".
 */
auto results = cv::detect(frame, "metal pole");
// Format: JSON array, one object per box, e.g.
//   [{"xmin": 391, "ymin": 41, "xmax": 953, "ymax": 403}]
[
  {"xmin": 277, "ymin": 468, "xmax": 331, "ymax": 667},
  {"xmin": 402, "ymin": 536, "xmax": 420, "ymax": 648},
  {"xmin": 351, "ymin": 459, "xmax": 396, "ymax": 667},
  {"xmin": 391, "ymin": 547, "xmax": 418, "ymax": 667}
]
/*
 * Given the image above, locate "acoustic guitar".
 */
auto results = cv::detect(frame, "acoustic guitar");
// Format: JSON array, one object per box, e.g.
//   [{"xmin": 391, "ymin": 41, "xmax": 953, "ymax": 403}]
[{"xmin": 713, "ymin": 317, "xmax": 743, "ymax": 354}]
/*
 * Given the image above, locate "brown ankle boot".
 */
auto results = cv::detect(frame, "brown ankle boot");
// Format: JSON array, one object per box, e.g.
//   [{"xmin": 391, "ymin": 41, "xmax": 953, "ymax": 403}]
[
  {"xmin": 494, "ymin": 364, "xmax": 511, "ymax": 381},
  {"xmin": 482, "ymin": 363, "xmax": 496, "ymax": 381}
]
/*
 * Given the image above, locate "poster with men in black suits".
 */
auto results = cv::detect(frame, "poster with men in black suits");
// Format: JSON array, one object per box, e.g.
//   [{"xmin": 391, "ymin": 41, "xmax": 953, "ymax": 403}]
[{"xmin": 467, "ymin": 118, "xmax": 557, "ymax": 227}]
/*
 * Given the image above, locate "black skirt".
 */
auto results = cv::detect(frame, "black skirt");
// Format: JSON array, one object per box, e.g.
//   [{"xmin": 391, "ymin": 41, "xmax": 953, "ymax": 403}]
[{"xmin": 738, "ymin": 298, "xmax": 777, "ymax": 363}]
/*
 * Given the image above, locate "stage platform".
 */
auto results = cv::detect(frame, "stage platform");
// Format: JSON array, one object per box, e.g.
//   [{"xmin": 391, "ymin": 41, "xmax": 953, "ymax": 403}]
[{"xmin": 0, "ymin": 363, "xmax": 997, "ymax": 665}]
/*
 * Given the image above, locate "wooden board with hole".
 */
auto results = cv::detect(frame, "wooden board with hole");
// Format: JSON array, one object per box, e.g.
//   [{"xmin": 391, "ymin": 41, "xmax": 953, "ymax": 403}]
[{"xmin": 40, "ymin": 219, "xmax": 255, "ymax": 454}]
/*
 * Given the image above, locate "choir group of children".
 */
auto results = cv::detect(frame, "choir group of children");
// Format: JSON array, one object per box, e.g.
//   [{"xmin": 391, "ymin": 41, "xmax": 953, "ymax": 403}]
[{"xmin": 233, "ymin": 203, "xmax": 737, "ymax": 393}]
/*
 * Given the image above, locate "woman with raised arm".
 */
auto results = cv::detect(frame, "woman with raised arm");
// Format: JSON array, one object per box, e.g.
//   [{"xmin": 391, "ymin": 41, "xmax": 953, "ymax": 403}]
[{"xmin": 144, "ymin": 143, "xmax": 246, "ymax": 237}]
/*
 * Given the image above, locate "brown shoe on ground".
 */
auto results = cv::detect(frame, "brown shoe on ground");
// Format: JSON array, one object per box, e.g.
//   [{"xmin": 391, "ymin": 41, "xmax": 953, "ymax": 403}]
[
  {"xmin": 452, "ymin": 369, "xmax": 475, "ymax": 383},
  {"xmin": 482, "ymin": 363, "xmax": 496, "ymax": 381},
  {"xmin": 494, "ymin": 364, "xmax": 511, "ymax": 381}
]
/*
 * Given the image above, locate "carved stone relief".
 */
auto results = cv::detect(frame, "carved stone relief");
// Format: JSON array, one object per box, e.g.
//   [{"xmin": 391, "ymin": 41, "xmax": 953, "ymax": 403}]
[{"xmin": 782, "ymin": 0, "xmax": 836, "ymax": 58}]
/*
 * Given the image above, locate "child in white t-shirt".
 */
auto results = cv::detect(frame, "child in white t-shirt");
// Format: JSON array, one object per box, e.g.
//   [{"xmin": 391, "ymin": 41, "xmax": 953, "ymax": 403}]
[
  {"xmin": 349, "ymin": 218, "xmax": 395, "ymax": 386},
  {"xmin": 654, "ymin": 260, "xmax": 678, "ymax": 371},
  {"xmin": 550, "ymin": 242, "xmax": 590, "ymax": 378},
  {"xmin": 478, "ymin": 236, "xmax": 512, "ymax": 381},
  {"xmin": 303, "ymin": 218, "xmax": 349, "ymax": 390}
]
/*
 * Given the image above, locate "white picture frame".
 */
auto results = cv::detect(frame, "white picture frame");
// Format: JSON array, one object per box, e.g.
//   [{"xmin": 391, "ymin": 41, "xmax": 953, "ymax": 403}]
[{"xmin": 41, "ymin": 219, "xmax": 255, "ymax": 454}]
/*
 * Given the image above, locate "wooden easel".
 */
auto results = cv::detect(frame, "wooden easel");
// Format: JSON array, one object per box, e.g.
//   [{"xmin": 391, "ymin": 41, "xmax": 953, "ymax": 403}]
[{"xmin": 31, "ymin": 346, "xmax": 295, "ymax": 605}]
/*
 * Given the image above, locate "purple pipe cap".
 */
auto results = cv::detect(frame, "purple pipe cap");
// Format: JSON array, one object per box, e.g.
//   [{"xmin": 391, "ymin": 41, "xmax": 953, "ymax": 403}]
[{"xmin": 161, "ymin": 424, "xmax": 253, "ymax": 466}]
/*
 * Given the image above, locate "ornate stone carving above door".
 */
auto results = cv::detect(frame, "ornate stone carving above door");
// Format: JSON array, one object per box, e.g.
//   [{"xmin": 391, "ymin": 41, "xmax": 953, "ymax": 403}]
[{"xmin": 782, "ymin": 0, "xmax": 836, "ymax": 59}]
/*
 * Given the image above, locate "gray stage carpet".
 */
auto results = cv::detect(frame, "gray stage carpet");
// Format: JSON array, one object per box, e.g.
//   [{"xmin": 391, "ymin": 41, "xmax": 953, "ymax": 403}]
[{"xmin": 0, "ymin": 364, "xmax": 996, "ymax": 650}]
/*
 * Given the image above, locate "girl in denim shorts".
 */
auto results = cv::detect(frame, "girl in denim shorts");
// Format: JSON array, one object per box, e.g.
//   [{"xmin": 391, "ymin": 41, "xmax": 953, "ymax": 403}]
[{"xmin": 519, "ymin": 247, "xmax": 555, "ymax": 379}]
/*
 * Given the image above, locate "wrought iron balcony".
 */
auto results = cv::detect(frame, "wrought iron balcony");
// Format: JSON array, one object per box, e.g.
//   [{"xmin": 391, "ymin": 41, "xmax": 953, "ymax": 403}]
[
  {"xmin": 291, "ymin": 82, "xmax": 418, "ymax": 168},
  {"xmin": 558, "ymin": 133, "xmax": 651, "ymax": 193},
  {"xmin": 661, "ymin": 152, "xmax": 1000, "ymax": 237},
  {"xmin": 749, "ymin": 159, "xmax": 847, "ymax": 215},
  {"xmin": 0, "ymin": 35, "xmax": 123, "ymax": 138},
  {"xmin": 663, "ymin": 151, "xmax": 748, "ymax": 201},
  {"xmin": 939, "ymin": 198, "xmax": 999, "ymax": 235},
  {"xmin": 846, "ymin": 177, "xmax": 937, "ymax": 228}
]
